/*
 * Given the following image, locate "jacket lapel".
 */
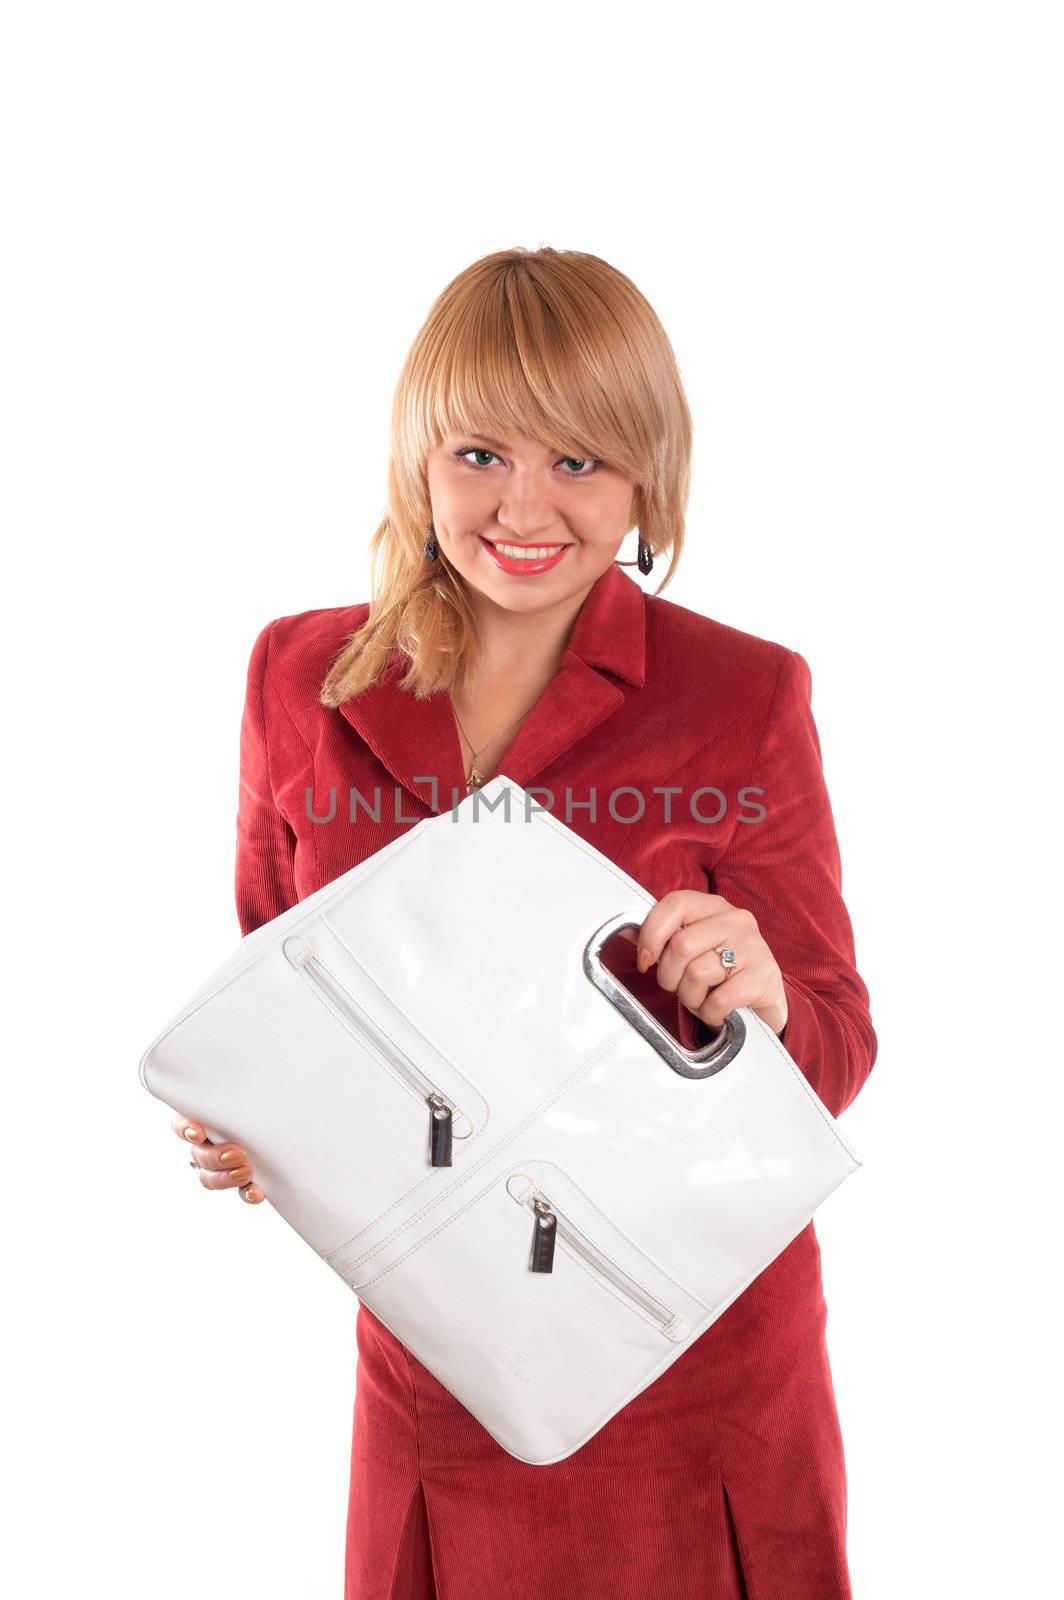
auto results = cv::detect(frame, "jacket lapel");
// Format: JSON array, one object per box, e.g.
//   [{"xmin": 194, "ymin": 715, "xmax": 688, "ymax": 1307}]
[{"xmin": 336, "ymin": 561, "xmax": 646, "ymax": 814}]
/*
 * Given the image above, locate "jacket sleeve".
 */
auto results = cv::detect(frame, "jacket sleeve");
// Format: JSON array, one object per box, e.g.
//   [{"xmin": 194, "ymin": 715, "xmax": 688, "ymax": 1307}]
[
  {"xmin": 235, "ymin": 620, "xmax": 301, "ymax": 936},
  {"xmin": 704, "ymin": 648, "xmax": 877, "ymax": 1119}
]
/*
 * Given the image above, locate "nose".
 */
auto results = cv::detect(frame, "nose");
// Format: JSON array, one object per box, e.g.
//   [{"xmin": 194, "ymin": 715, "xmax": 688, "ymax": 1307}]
[{"xmin": 495, "ymin": 468, "xmax": 562, "ymax": 541}]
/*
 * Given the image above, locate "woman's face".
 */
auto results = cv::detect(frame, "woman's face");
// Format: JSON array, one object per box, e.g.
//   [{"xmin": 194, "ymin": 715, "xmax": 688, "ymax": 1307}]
[{"xmin": 425, "ymin": 429, "xmax": 637, "ymax": 615}]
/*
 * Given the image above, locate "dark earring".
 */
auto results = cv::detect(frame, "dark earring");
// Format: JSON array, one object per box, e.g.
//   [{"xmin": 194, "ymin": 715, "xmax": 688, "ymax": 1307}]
[
  {"xmin": 637, "ymin": 534, "xmax": 654, "ymax": 575},
  {"xmin": 423, "ymin": 525, "xmax": 439, "ymax": 562}
]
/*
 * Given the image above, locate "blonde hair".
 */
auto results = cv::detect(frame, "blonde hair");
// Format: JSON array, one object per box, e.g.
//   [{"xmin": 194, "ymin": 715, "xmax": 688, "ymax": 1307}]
[{"xmin": 320, "ymin": 245, "xmax": 693, "ymax": 706}]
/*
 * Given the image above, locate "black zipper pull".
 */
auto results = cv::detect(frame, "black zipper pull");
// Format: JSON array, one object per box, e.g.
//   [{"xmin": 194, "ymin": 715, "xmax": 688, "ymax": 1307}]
[
  {"xmin": 530, "ymin": 1198, "xmax": 556, "ymax": 1273},
  {"xmin": 428, "ymin": 1094, "xmax": 453, "ymax": 1166}
]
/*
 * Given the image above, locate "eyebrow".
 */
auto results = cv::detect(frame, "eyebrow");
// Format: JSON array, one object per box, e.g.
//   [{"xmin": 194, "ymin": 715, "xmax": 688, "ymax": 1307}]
[{"xmin": 465, "ymin": 433, "xmax": 511, "ymax": 451}]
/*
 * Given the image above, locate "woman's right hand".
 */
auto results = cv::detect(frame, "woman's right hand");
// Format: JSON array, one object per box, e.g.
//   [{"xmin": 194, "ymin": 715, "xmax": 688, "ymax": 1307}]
[{"xmin": 173, "ymin": 1115, "xmax": 265, "ymax": 1204}]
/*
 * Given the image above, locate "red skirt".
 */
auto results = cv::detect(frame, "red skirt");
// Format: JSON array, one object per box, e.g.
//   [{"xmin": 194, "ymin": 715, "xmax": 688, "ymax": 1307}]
[{"xmin": 344, "ymin": 1220, "xmax": 852, "ymax": 1600}]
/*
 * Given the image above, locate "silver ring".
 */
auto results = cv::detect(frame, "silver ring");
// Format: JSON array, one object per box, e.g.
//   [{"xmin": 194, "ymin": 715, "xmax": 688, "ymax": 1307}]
[{"xmin": 715, "ymin": 944, "xmax": 737, "ymax": 975}]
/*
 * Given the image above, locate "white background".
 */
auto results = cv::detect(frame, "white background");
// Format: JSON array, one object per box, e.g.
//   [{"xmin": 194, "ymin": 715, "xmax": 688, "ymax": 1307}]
[{"xmin": 2, "ymin": 3, "xmax": 1060, "ymax": 1596}]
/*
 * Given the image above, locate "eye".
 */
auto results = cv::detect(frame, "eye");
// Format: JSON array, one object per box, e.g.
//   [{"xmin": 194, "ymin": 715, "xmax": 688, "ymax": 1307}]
[
  {"xmin": 455, "ymin": 447, "xmax": 503, "ymax": 469},
  {"xmin": 453, "ymin": 447, "xmax": 603, "ymax": 477}
]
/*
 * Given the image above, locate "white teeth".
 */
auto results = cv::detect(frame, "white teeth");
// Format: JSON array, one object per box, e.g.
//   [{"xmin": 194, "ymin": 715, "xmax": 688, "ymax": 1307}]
[{"xmin": 491, "ymin": 543, "xmax": 567, "ymax": 560}]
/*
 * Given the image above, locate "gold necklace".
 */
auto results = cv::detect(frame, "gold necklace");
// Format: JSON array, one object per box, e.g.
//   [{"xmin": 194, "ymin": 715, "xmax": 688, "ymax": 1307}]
[{"xmin": 449, "ymin": 695, "xmax": 533, "ymax": 792}]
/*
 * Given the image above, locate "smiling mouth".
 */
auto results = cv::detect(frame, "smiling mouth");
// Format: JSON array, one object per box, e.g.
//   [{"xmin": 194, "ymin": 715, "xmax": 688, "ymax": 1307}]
[{"xmin": 481, "ymin": 538, "xmax": 573, "ymax": 560}]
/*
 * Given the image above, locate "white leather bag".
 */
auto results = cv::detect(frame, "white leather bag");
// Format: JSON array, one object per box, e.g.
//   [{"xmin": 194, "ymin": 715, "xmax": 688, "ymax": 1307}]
[{"xmin": 139, "ymin": 773, "xmax": 862, "ymax": 1466}]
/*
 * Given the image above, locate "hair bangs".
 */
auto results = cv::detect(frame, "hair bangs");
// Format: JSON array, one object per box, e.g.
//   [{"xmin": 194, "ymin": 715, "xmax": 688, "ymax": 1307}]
[{"xmin": 407, "ymin": 256, "xmax": 654, "ymax": 477}]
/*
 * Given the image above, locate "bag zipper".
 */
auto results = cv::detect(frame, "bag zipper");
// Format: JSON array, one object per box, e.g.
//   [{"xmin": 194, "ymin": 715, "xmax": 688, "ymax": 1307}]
[
  {"xmin": 283, "ymin": 934, "xmax": 460, "ymax": 1167},
  {"xmin": 514, "ymin": 1182, "xmax": 683, "ymax": 1338}
]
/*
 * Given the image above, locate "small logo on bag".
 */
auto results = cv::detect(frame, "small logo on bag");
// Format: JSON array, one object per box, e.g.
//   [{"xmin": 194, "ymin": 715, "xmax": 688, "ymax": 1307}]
[{"xmin": 490, "ymin": 1344, "xmax": 532, "ymax": 1383}]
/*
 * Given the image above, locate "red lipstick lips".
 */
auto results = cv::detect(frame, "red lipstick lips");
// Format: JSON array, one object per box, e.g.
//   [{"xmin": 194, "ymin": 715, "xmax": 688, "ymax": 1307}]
[{"xmin": 479, "ymin": 535, "xmax": 573, "ymax": 576}]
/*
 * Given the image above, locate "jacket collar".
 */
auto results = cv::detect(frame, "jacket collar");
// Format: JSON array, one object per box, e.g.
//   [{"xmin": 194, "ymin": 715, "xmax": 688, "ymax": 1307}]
[
  {"xmin": 336, "ymin": 561, "xmax": 646, "ymax": 814},
  {"xmin": 560, "ymin": 558, "xmax": 646, "ymax": 689}
]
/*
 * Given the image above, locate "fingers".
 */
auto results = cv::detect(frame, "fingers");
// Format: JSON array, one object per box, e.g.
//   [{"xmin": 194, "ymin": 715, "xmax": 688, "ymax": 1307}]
[
  {"xmin": 632, "ymin": 890, "xmax": 786, "ymax": 1031},
  {"xmin": 624, "ymin": 892, "xmax": 726, "ymax": 976},
  {"xmin": 192, "ymin": 1143, "xmax": 254, "ymax": 1190},
  {"xmin": 171, "ymin": 1115, "xmax": 265, "ymax": 1203},
  {"xmin": 630, "ymin": 891, "xmax": 733, "ymax": 972},
  {"xmin": 656, "ymin": 910, "xmax": 755, "ymax": 997},
  {"xmin": 633, "ymin": 891, "xmax": 753, "ymax": 994},
  {"xmin": 677, "ymin": 950, "xmax": 774, "ymax": 1027}
]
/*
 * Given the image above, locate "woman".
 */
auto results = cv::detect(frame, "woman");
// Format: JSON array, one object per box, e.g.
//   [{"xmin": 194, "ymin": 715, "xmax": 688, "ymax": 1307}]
[{"xmin": 175, "ymin": 245, "xmax": 877, "ymax": 1599}]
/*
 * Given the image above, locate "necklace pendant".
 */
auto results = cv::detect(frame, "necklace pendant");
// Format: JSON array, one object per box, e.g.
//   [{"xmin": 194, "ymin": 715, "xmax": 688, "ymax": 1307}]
[{"xmin": 467, "ymin": 766, "xmax": 484, "ymax": 791}]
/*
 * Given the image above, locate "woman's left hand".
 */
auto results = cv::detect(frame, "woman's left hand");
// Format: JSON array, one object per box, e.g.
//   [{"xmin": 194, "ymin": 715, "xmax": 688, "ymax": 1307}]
[{"xmin": 620, "ymin": 889, "xmax": 788, "ymax": 1038}]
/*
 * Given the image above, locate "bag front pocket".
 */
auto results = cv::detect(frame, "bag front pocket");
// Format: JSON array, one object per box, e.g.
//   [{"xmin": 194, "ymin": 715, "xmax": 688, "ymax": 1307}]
[
  {"xmin": 255, "ymin": 919, "xmax": 489, "ymax": 1261},
  {"xmin": 342, "ymin": 1156, "xmax": 711, "ymax": 1464},
  {"xmin": 283, "ymin": 934, "xmax": 470, "ymax": 1167},
  {"xmin": 505, "ymin": 1172, "xmax": 686, "ymax": 1339}
]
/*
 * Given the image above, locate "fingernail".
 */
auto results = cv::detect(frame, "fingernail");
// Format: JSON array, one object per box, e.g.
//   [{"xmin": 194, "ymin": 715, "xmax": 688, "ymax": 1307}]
[
  {"xmin": 637, "ymin": 948, "xmax": 650, "ymax": 973},
  {"xmin": 220, "ymin": 1150, "xmax": 243, "ymax": 1167},
  {"xmin": 183, "ymin": 1126, "xmax": 201, "ymax": 1142}
]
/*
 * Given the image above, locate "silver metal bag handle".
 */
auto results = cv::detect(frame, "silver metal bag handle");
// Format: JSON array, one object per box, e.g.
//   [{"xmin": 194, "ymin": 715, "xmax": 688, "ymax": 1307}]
[{"xmin": 582, "ymin": 912, "xmax": 747, "ymax": 1080}]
